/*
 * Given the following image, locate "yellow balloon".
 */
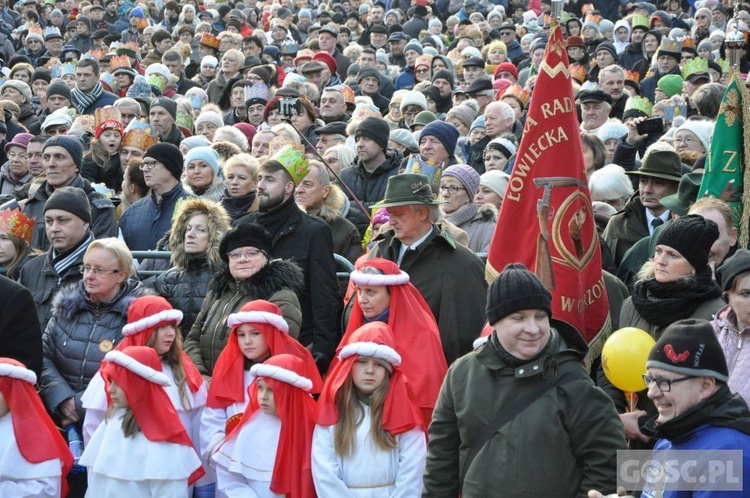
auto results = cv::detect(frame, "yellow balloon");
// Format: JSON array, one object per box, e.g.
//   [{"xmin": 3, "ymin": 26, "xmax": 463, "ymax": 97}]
[{"xmin": 601, "ymin": 327, "xmax": 656, "ymax": 392}]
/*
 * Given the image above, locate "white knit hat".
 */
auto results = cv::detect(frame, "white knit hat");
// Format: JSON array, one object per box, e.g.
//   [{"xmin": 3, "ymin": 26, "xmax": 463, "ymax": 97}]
[
  {"xmin": 675, "ymin": 120, "xmax": 713, "ymax": 153},
  {"xmin": 399, "ymin": 91, "xmax": 427, "ymax": 112}
]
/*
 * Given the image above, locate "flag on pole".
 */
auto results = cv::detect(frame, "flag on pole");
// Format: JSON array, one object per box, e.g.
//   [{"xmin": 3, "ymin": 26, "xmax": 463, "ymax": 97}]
[
  {"xmin": 486, "ymin": 21, "xmax": 610, "ymax": 363},
  {"xmin": 697, "ymin": 72, "xmax": 750, "ymax": 245}
]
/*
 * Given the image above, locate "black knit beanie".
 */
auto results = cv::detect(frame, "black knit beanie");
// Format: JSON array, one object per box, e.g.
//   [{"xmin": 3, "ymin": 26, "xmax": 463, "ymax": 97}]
[
  {"xmin": 43, "ymin": 186, "xmax": 91, "ymax": 223},
  {"xmin": 150, "ymin": 97, "xmax": 177, "ymax": 120},
  {"xmin": 646, "ymin": 318, "xmax": 729, "ymax": 382},
  {"xmin": 219, "ymin": 223, "xmax": 273, "ymax": 262},
  {"xmin": 486, "ymin": 263, "xmax": 552, "ymax": 325},
  {"xmin": 355, "ymin": 117, "xmax": 390, "ymax": 153},
  {"xmin": 716, "ymin": 248, "xmax": 750, "ymax": 292},
  {"xmin": 144, "ymin": 142, "xmax": 183, "ymax": 181},
  {"xmin": 656, "ymin": 214, "xmax": 719, "ymax": 273},
  {"xmin": 432, "ymin": 69, "xmax": 455, "ymax": 88},
  {"xmin": 32, "ymin": 68, "xmax": 52, "ymax": 84},
  {"xmin": 44, "ymin": 135, "xmax": 83, "ymax": 167},
  {"xmin": 46, "ymin": 80, "xmax": 72, "ymax": 101}
]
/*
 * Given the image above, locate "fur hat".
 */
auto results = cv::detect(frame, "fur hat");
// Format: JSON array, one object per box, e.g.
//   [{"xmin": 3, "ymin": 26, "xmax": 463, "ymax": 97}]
[{"xmin": 219, "ymin": 223, "xmax": 273, "ymax": 262}]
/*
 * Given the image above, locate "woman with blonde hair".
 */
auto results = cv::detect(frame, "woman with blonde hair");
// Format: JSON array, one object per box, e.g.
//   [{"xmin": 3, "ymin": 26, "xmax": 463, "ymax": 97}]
[{"xmin": 221, "ymin": 153, "xmax": 259, "ymax": 220}]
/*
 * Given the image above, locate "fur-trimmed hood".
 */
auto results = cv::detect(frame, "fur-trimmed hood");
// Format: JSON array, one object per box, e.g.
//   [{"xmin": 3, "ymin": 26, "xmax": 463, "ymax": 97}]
[
  {"xmin": 317, "ymin": 184, "xmax": 348, "ymax": 223},
  {"xmin": 51, "ymin": 278, "xmax": 153, "ymax": 321},
  {"xmin": 478, "ymin": 203, "xmax": 498, "ymax": 223},
  {"xmin": 183, "ymin": 172, "xmax": 226, "ymax": 203},
  {"xmin": 209, "ymin": 257, "xmax": 304, "ymax": 298},
  {"xmin": 168, "ymin": 197, "xmax": 232, "ymax": 271}
]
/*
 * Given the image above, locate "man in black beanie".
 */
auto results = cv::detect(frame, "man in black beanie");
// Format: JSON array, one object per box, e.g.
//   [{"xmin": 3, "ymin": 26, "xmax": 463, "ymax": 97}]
[
  {"xmin": 119, "ymin": 142, "xmax": 193, "ymax": 251},
  {"xmin": 338, "ymin": 117, "xmax": 402, "ymax": 212},
  {"xmin": 22, "ymin": 136, "xmax": 116, "ymax": 250},
  {"xmin": 45, "ymin": 80, "xmax": 73, "ymax": 115},
  {"xmin": 424, "ymin": 262, "xmax": 625, "ymax": 497},
  {"xmin": 149, "ymin": 97, "xmax": 184, "ymax": 147}
]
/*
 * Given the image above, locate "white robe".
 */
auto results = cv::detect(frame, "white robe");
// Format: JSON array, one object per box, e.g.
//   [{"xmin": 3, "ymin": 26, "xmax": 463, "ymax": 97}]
[
  {"xmin": 199, "ymin": 370, "xmax": 254, "ymax": 465},
  {"xmin": 82, "ymin": 362, "xmax": 212, "ymax": 485},
  {"xmin": 311, "ymin": 404, "xmax": 426, "ymax": 498},
  {"xmin": 0, "ymin": 413, "xmax": 62, "ymax": 498},
  {"xmin": 79, "ymin": 408, "xmax": 201, "ymax": 498},
  {"xmin": 212, "ymin": 410, "xmax": 282, "ymax": 498}
]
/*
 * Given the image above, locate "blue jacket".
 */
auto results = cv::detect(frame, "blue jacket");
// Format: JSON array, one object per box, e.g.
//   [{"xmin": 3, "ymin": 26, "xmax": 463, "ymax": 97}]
[
  {"xmin": 395, "ymin": 66, "xmax": 416, "ymax": 90},
  {"xmin": 119, "ymin": 182, "xmax": 193, "ymax": 251},
  {"xmin": 507, "ymin": 39, "xmax": 523, "ymax": 63}
]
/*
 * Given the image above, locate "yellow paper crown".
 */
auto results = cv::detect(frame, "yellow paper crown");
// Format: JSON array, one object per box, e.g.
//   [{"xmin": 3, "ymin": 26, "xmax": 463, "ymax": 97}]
[
  {"xmin": 624, "ymin": 69, "xmax": 641, "ymax": 84},
  {"xmin": 569, "ymin": 64, "xmax": 587, "ymax": 83},
  {"xmin": 122, "ymin": 119, "xmax": 159, "ymax": 151},
  {"xmin": 681, "ymin": 37, "xmax": 696, "ymax": 50},
  {"xmin": 624, "ymin": 96, "xmax": 653, "ymax": 117},
  {"xmin": 270, "ymin": 143, "xmax": 309, "ymax": 185},
  {"xmin": 109, "ymin": 54, "xmax": 132, "ymax": 72},
  {"xmin": 682, "ymin": 57, "xmax": 709, "ymax": 79},
  {"xmin": 0, "ymin": 208, "xmax": 34, "ymax": 242},
  {"xmin": 718, "ymin": 58, "xmax": 730, "ymax": 73},
  {"xmin": 200, "ymin": 32, "xmax": 220, "ymax": 49},
  {"xmin": 501, "ymin": 84, "xmax": 530, "ymax": 107},
  {"xmin": 631, "ymin": 14, "xmax": 649, "ymax": 30},
  {"xmin": 70, "ymin": 115, "xmax": 96, "ymax": 136}
]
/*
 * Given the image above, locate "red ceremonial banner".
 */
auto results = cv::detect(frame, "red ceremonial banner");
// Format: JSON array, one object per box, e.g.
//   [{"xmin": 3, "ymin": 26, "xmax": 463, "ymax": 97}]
[{"xmin": 486, "ymin": 23, "xmax": 610, "ymax": 360}]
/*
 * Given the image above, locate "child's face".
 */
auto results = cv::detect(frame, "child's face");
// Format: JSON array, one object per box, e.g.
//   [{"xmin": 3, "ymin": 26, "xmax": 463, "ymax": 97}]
[
  {"xmin": 108, "ymin": 380, "xmax": 128, "ymax": 409},
  {"xmin": 352, "ymin": 357, "xmax": 387, "ymax": 394},
  {"xmin": 99, "ymin": 130, "xmax": 122, "ymax": 156},
  {"xmin": 257, "ymin": 378, "xmax": 277, "ymax": 417},
  {"xmin": 153, "ymin": 325, "xmax": 177, "ymax": 356},
  {"xmin": 237, "ymin": 324, "xmax": 271, "ymax": 362},
  {"xmin": 0, "ymin": 391, "xmax": 8, "ymax": 418}
]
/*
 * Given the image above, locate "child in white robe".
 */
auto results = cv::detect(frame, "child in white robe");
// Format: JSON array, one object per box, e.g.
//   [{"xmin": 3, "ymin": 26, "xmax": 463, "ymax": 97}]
[
  {"xmin": 312, "ymin": 322, "xmax": 427, "ymax": 498},
  {"xmin": 79, "ymin": 346, "xmax": 204, "ymax": 497},
  {"xmin": 212, "ymin": 354, "xmax": 318, "ymax": 498},
  {"xmin": 0, "ymin": 358, "xmax": 73, "ymax": 498}
]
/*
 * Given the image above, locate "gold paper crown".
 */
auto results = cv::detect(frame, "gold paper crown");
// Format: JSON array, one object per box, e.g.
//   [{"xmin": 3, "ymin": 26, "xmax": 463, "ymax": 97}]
[
  {"xmin": 624, "ymin": 69, "xmax": 641, "ymax": 83},
  {"xmin": 569, "ymin": 64, "xmax": 587, "ymax": 83},
  {"xmin": 624, "ymin": 96, "xmax": 653, "ymax": 117},
  {"xmin": 116, "ymin": 42, "xmax": 141, "ymax": 58},
  {"xmin": 200, "ymin": 32, "xmax": 220, "ymax": 49},
  {"xmin": 352, "ymin": 104, "xmax": 382, "ymax": 120},
  {"xmin": 123, "ymin": 119, "xmax": 159, "ymax": 151},
  {"xmin": 71, "ymin": 115, "xmax": 96, "ymax": 136},
  {"xmin": 502, "ymin": 84, "xmax": 530, "ymax": 107},
  {"xmin": 270, "ymin": 143, "xmax": 309, "ymax": 185},
  {"xmin": 404, "ymin": 155, "xmax": 442, "ymax": 187},
  {"xmin": 88, "ymin": 49, "xmax": 107, "ymax": 60},
  {"xmin": 339, "ymin": 85, "xmax": 355, "ymax": 105},
  {"xmin": 718, "ymin": 58, "xmax": 730, "ymax": 73},
  {"xmin": 682, "ymin": 57, "xmax": 709, "ymax": 78},
  {"xmin": 659, "ymin": 37, "xmax": 682, "ymax": 55},
  {"xmin": 268, "ymin": 136, "xmax": 304, "ymax": 158},
  {"xmin": 27, "ymin": 25, "xmax": 43, "ymax": 39},
  {"xmin": 109, "ymin": 54, "xmax": 132, "ymax": 72},
  {"xmin": 631, "ymin": 14, "xmax": 649, "ymax": 30},
  {"xmin": 135, "ymin": 17, "xmax": 150, "ymax": 30},
  {"xmin": 681, "ymin": 37, "xmax": 696, "ymax": 50},
  {"xmin": 0, "ymin": 208, "xmax": 34, "ymax": 243},
  {"xmin": 95, "ymin": 106, "xmax": 122, "ymax": 129}
]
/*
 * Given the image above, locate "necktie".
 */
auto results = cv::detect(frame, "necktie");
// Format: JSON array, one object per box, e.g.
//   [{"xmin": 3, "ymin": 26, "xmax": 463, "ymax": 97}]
[{"xmin": 651, "ymin": 218, "xmax": 664, "ymax": 232}]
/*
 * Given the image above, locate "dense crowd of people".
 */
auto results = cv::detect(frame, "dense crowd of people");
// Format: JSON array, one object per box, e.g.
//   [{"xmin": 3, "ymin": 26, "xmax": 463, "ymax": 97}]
[{"xmin": 2, "ymin": 0, "xmax": 750, "ymax": 496}]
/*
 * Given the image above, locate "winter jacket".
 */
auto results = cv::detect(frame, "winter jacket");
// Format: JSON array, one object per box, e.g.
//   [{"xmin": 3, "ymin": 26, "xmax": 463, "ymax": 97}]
[
  {"xmin": 80, "ymin": 152, "xmax": 122, "ymax": 192},
  {"xmin": 206, "ymin": 72, "xmax": 232, "ymax": 104},
  {"xmin": 0, "ymin": 275, "xmax": 42, "ymax": 378},
  {"xmin": 620, "ymin": 295, "xmax": 725, "ymax": 339},
  {"xmin": 40, "ymin": 279, "xmax": 149, "ymax": 420},
  {"xmin": 69, "ymin": 35, "xmax": 93, "ymax": 54},
  {"xmin": 368, "ymin": 226, "xmax": 487, "ymax": 365},
  {"xmin": 402, "ymin": 14, "xmax": 428, "ymax": 39},
  {"xmin": 159, "ymin": 124, "xmax": 186, "ymax": 147},
  {"xmin": 423, "ymin": 324, "xmax": 626, "ymax": 497},
  {"xmin": 18, "ymin": 102, "xmax": 41, "ymax": 135},
  {"xmin": 451, "ymin": 205, "xmax": 497, "ymax": 253},
  {"xmin": 617, "ymin": 42, "xmax": 645, "ymax": 71},
  {"xmin": 152, "ymin": 256, "xmax": 216, "ymax": 339},
  {"xmin": 316, "ymin": 185, "xmax": 364, "ymax": 264},
  {"xmin": 395, "ymin": 66, "xmax": 416, "ymax": 90},
  {"xmin": 338, "ymin": 149, "xmax": 403, "ymax": 212},
  {"xmin": 639, "ymin": 66, "xmax": 682, "ymax": 104},
  {"xmin": 119, "ymin": 182, "xmax": 193, "ymax": 251},
  {"xmin": 0, "ymin": 161, "xmax": 31, "ymax": 195},
  {"xmin": 183, "ymin": 258, "xmax": 304, "ymax": 376},
  {"xmin": 602, "ymin": 192, "xmax": 650, "ymax": 268},
  {"xmin": 712, "ymin": 305, "xmax": 750, "ymax": 403},
  {"xmin": 23, "ymin": 175, "xmax": 117, "ymax": 251},
  {"xmin": 141, "ymin": 49, "xmax": 164, "ymax": 67},
  {"xmin": 331, "ymin": 49, "xmax": 352, "ymax": 81},
  {"xmin": 235, "ymin": 198, "xmax": 342, "ymax": 368}
]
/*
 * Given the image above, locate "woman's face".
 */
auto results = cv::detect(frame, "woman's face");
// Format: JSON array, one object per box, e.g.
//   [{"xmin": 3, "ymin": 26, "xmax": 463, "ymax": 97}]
[
  {"xmin": 226, "ymin": 165, "xmax": 256, "ymax": 197},
  {"xmin": 267, "ymin": 108, "xmax": 282, "ymax": 127},
  {"xmin": 484, "ymin": 148, "xmax": 508, "ymax": 172},
  {"xmin": 653, "ymin": 244, "xmax": 695, "ymax": 283},
  {"xmin": 352, "ymin": 357, "xmax": 387, "ymax": 394},
  {"xmin": 108, "ymin": 380, "xmax": 128, "ymax": 408},
  {"xmin": 236, "ymin": 323, "xmax": 271, "ymax": 361},
  {"xmin": 440, "ymin": 176, "xmax": 470, "ymax": 215},
  {"xmin": 201, "ymin": 63, "xmax": 217, "ymax": 79},
  {"xmin": 568, "ymin": 22, "xmax": 581, "ymax": 37},
  {"xmin": 323, "ymin": 152, "xmax": 341, "ymax": 174},
  {"xmin": 582, "ymin": 144, "xmax": 596, "ymax": 179},
  {"xmin": 0, "ymin": 231, "xmax": 18, "ymax": 265},
  {"xmin": 432, "ymin": 58, "xmax": 447, "ymax": 71},
  {"xmin": 643, "ymin": 35, "xmax": 659, "ymax": 54},
  {"xmin": 493, "ymin": 309, "xmax": 551, "ymax": 360},
  {"xmin": 502, "ymin": 97, "xmax": 523, "ymax": 120},
  {"xmin": 290, "ymin": 111, "xmax": 313, "ymax": 133},
  {"xmin": 447, "ymin": 116, "xmax": 469, "ymax": 136},
  {"xmin": 728, "ymin": 274, "xmax": 750, "ymax": 330},
  {"xmin": 185, "ymin": 9, "xmax": 194, "ymax": 22},
  {"xmin": 62, "ymin": 73, "xmax": 77, "ymax": 89},
  {"xmin": 711, "ymin": 36, "xmax": 723, "ymax": 51},
  {"xmin": 673, "ymin": 130, "xmax": 705, "ymax": 154},
  {"xmin": 489, "ymin": 48, "xmax": 506, "ymax": 64},
  {"xmin": 197, "ymin": 122, "xmax": 218, "ymax": 142},
  {"xmin": 186, "ymin": 160, "xmax": 215, "ymax": 191},
  {"xmin": 32, "ymin": 79, "xmax": 48, "ymax": 98},
  {"xmin": 228, "ymin": 245, "xmax": 268, "ymax": 280},
  {"xmin": 184, "ymin": 213, "xmax": 210, "ymax": 255},
  {"xmin": 356, "ymin": 284, "xmax": 390, "ymax": 320},
  {"xmin": 82, "ymin": 247, "xmax": 126, "ymax": 303},
  {"xmin": 221, "ymin": 52, "xmax": 240, "ymax": 75},
  {"xmin": 603, "ymin": 138, "xmax": 617, "ymax": 164},
  {"xmin": 152, "ymin": 324, "xmax": 176, "ymax": 355},
  {"xmin": 475, "ymin": 185, "xmax": 502, "ymax": 210},
  {"xmin": 12, "ymin": 70, "xmax": 30, "ymax": 84},
  {"xmin": 99, "ymin": 130, "xmax": 122, "ymax": 156},
  {"xmin": 388, "ymin": 101, "xmax": 403, "ymax": 121}
]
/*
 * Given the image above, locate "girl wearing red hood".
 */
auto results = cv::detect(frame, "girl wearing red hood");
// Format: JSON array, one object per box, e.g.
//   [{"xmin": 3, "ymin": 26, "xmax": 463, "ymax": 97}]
[{"xmin": 313, "ymin": 322, "xmax": 427, "ymax": 497}]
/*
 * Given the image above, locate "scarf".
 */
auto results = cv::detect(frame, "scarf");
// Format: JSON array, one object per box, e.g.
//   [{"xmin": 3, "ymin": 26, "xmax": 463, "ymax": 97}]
[
  {"xmin": 253, "ymin": 195, "xmax": 297, "ymax": 237},
  {"xmin": 221, "ymin": 191, "xmax": 256, "ymax": 220},
  {"xmin": 630, "ymin": 269, "xmax": 722, "ymax": 328},
  {"xmin": 72, "ymin": 82, "xmax": 104, "ymax": 115},
  {"xmin": 446, "ymin": 202, "xmax": 478, "ymax": 228},
  {"xmin": 490, "ymin": 328, "xmax": 552, "ymax": 368},
  {"xmin": 52, "ymin": 231, "xmax": 94, "ymax": 275}
]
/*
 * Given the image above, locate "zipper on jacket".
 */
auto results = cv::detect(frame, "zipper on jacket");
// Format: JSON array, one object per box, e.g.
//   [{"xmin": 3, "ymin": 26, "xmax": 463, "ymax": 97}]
[
  {"xmin": 210, "ymin": 286, "xmax": 241, "ymax": 369},
  {"xmin": 80, "ymin": 311, "xmax": 101, "ymax": 390}
]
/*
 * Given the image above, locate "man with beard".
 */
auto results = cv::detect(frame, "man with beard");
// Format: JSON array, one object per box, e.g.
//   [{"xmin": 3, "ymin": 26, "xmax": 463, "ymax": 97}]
[
  {"xmin": 639, "ymin": 38, "xmax": 682, "ymax": 103},
  {"xmin": 235, "ymin": 147, "xmax": 340, "ymax": 374},
  {"xmin": 358, "ymin": 1, "xmax": 386, "ymax": 48},
  {"xmin": 599, "ymin": 65, "xmax": 627, "ymax": 121}
]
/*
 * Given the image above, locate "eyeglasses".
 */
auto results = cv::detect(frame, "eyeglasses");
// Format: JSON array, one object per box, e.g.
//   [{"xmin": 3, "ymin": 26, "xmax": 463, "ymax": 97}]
[
  {"xmin": 139, "ymin": 160, "xmax": 158, "ymax": 171},
  {"xmin": 674, "ymin": 136, "xmax": 697, "ymax": 145},
  {"xmin": 80, "ymin": 266, "xmax": 120, "ymax": 276},
  {"xmin": 439, "ymin": 185, "xmax": 466, "ymax": 194},
  {"xmin": 416, "ymin": 68, "xmax": 430, "ymax": 75},
  {"xmin": 642, "ymin": 374, "xmax": 694, "ymax": 392},
  {"xmin": 228, "ymin": 248, "xmax": 264, "ymax": 261}
]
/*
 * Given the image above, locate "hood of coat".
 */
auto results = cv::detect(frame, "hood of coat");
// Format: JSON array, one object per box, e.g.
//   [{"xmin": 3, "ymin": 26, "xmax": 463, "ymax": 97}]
[
  {"xmin": 51, "ymin": 278, "xmax": 153, "ymax": 321},
  {"xmin": 317, "ymin": 183, "xmax": 348, "ymax": 223},
  {"xmin": 168, "ymin": 197, "xmax": 231, "ymax": 272},
  {"xmin": 209, "ymin": 257, "xmax": 304, "ymax": 297},
  {"xmin": 183, "ymin": 171, "xmax": 226, "ymax": 201}
]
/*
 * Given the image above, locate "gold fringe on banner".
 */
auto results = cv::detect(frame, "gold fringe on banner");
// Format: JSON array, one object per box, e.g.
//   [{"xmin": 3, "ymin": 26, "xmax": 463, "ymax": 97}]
[{"xmin": 740, "ymin": 72, "xmax": 750, "ymax": 249}]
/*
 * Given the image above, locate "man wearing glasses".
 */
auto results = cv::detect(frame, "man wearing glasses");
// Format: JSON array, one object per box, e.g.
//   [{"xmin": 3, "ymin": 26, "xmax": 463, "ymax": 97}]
[
  {"xmin": 119, "ymin": 143, "xmax": 192, "ymax": 251},
  {"xmin": 498, "ymin": 22, "xmax": 523, "ymax": 62}
]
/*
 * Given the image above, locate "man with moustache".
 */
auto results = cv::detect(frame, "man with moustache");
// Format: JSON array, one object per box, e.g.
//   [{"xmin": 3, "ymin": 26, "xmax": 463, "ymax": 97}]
[{"xmin": 235, "ymin": 148, "xmax": 340, "ymax": 374}]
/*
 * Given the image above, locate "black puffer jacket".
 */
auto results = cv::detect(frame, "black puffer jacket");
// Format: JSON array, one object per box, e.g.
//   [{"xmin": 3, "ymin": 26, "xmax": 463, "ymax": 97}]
[
  {"xmin": 338, "ymin": 149, "xmax": 403, "ymax": 212},
  {"xmin": 152, "ymin": 256, "xmax": 214, "ymax": 338},
  {"xmin": 39, "ymin": 279, "xmax": 150, "ymax": 420}
]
